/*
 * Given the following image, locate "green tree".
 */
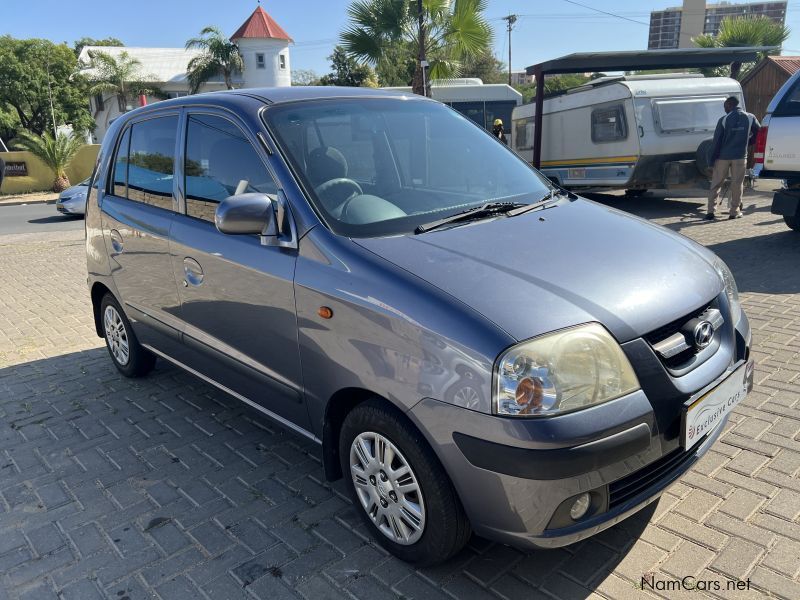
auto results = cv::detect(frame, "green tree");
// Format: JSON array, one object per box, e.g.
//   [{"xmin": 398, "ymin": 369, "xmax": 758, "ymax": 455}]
[
  {"xmin": 74, "ymin": 36, "xmax": 124, "ymax": 57},
  {"xmin": 14, "ymin": 131, "xmax": 84, "ymax": 191},
  {"xmin": 85, "ymin": 50, "xmax": 161, "ymax": 117},
  {"xmin": 185, "ymin": 26, "xmax": 244, "ymax": 93},
  {"xmin": 694, "ymin": 16, "xmax": 790, "ymax": 79},
  {"xmin": 0, "ymin": 36, "xmax": 94, "ymax": 137},
  {"xmin": 375, "ymin": 41, "xmax": 416, "ymax": 86},
  {"xmin": 461, "ymin": 51, "xmax": 505, "ymax": 83},
  {"xmin": 514, "ymin": 74, "xmax": 593, "ymax": 104},
  {"xmin": 342, "ymin": 0, "xmax": 493, "ymax": 95},
  {"xmin": 292, "ymin": 69, "xmax": 320, "ymax": 86},
  {"xmin": 319, "ymin": 46, "xmax": 378, "ymax": 87}
]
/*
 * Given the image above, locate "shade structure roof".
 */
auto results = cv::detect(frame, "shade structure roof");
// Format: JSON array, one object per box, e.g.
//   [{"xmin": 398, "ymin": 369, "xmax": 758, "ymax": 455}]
[
  {"xmin": 231, "ymin": 6, "xmax": 292, "ymax": 42},
  {"xmin": 526, "ymin": 47, "xmax": 776, "ymax": 76}
]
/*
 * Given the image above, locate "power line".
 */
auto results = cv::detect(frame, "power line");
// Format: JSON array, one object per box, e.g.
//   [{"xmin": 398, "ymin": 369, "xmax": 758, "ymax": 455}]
[{"xmin": 559, "ymin": 0, "xmax": 650, "ymax": 26}]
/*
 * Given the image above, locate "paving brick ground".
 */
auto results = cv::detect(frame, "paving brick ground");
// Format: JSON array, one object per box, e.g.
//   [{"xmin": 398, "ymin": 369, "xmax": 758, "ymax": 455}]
[{"xmin": 0, "ymin": 184, "xmax": 798, "ymax": 600}]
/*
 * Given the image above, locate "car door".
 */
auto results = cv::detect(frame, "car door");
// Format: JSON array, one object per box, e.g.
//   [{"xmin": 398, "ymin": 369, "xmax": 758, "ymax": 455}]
[
  {"xmin": 168, "ymin": 110, "xmax": 309, "ymax": 431},
  {"xmin": 766, "ymin": 75, "xmax": 800, "ymax": 174},
  {"xmin": 101, "ymin": 113, "xmax": 184, "ymax": 354}
]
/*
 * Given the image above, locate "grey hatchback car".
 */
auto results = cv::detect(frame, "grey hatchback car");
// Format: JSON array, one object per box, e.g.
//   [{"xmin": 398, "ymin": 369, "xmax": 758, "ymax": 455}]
[{"xmin": 86, "ymin": 87, "xmax": 753, "ymax": 565}]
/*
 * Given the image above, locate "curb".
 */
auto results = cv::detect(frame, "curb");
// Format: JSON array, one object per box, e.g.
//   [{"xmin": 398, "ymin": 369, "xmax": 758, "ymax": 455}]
[{"xmin": 0, "ymin": 199, "xmax": 57, "ymax": 207}]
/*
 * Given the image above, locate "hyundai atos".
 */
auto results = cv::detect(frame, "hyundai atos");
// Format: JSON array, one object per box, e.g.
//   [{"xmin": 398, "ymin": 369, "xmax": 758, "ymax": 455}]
[{"xmin": 85, "ymin": 87, "xmax": 753, "ymax": 565}]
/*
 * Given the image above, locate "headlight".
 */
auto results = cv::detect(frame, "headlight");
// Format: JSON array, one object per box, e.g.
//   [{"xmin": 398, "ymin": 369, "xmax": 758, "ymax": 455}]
[
  {"xmin": 712, "ymin": 257, "xmax": 741, "ymax": 324},
  {"xmin": 494, "ymin": 323, "xmax": 640, "ymax": 417}
]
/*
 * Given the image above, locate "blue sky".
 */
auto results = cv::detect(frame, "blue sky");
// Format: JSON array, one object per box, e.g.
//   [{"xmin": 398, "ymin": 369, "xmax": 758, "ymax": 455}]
[{"xmin": 5, "ymin": 0, "xmax": 800, "ymax": 74}]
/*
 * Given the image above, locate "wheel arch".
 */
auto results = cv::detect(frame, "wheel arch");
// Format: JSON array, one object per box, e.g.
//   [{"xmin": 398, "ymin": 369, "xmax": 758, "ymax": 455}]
[
  {"xmin": 322, "ymin": 387, "xmax": 415, "ymax": 481},
  {"xmin": 90, "ymin": 282, "xmax": 114, "ymax": 337}
]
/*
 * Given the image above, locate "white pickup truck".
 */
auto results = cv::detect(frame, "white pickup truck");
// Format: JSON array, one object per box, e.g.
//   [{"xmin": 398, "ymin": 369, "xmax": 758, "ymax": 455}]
[{"xmin": 754, "ymin": 70, "xmax": 800, "ymax": 231}]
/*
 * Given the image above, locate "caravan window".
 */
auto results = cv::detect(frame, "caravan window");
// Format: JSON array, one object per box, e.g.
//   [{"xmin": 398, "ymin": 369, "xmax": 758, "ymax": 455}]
[
  {"xmin": 513, "ymin": 117, "xmax": 534, "ymax": 151},
  {"xmin": 591, "ymin": 104, "xmax": 627, "ymax": 142},
  {"xmin": 653, "ymin": 97, "xmax": 726, "ymax": 134}
]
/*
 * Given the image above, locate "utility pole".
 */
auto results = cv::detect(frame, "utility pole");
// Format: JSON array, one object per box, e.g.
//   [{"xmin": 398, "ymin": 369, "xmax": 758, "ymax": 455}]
[
  {"xmin": 417, "ymin": 0, "xmax": 427, "ymax": 96},
  {"xmin": 503, "ymin": 14, "xmax": 517, "ymax": 86}
]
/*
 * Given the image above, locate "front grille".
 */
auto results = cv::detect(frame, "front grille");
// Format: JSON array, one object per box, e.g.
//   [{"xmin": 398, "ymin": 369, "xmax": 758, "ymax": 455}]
[
  {"xmin": 644, "ymin": 299, "xmax": 721, "ymax": 370},
  {"xmin": 608, "ymin": 436, "xmax": 707, "ymax": 509}
]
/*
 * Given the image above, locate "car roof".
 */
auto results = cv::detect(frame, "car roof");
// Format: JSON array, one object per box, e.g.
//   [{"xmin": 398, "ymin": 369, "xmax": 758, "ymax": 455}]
[{"xmin": 132, "ymin": 86, "xmax": 427, "ymax": 113}]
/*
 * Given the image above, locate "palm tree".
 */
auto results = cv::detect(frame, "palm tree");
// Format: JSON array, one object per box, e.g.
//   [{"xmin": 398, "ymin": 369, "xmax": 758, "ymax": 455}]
[
  {"xmin": 694, "ymin": 16, "xmax": 790, "ymax": 79},
  {"xmin": 185, "ymin": 26, "xmax": 244, "ymax": 93},
  {"xmin": 15, "ymin": 131, "xmax": 83, "ymax": 192},
  {"xmin": 86, "ymin": 50, "xmax": 161, "ymax": 114},
  {"xmin": 342, "ymin": 0, "xmax": 493, "ymax": 95}
]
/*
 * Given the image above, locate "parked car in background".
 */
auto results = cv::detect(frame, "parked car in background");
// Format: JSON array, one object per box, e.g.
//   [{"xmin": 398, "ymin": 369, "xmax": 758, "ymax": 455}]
[
  {"xmin": 86, "ymin": 87, "xmax": 753, "ymax": 565},
  {"xmin": 754, "ymin": 69, "xmax": 800, "ymax": 231},
  {"xmin": 56, "ymin": 178, "xmax": 90, "ymax": 216},
  {"xmin": 512, "ymin": 74, "xmax": 743, "ymax": 194}
]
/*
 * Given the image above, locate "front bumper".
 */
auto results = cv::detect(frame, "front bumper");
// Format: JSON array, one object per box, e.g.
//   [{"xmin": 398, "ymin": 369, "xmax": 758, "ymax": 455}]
[{"xmin": 407, "ymin": 312, "xmax": 752, "ymax": 550}]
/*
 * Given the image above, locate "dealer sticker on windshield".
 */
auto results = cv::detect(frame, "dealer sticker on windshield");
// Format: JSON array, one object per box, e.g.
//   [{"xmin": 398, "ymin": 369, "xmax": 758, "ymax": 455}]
[{"xmin": 681, "ymin": 360, "xmax": 754, "ymax": 451}]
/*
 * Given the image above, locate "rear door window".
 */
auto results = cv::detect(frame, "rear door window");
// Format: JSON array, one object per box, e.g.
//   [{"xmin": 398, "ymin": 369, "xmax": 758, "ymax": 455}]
[
  {"xmin": 184, "ymin": 113, "xmax": 277, "ymax": 223},
  {"xmin": 125, "ymin": 116, "xmax": 179, "ymax": 211}
]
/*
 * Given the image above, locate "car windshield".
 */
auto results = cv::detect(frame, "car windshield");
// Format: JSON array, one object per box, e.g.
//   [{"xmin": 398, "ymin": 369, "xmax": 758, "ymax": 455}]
[{"xmin": 264, "ymin": 98, "xmax": 552, "ymax": 237}]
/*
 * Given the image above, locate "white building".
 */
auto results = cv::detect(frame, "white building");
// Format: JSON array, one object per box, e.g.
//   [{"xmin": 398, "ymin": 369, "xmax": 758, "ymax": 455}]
[{"xmin": 80, "ymin": 5, "xmax": 292, "ymax": 141}]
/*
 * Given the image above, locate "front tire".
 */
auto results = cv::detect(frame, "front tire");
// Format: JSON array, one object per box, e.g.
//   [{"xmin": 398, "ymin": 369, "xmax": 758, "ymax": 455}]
[
  {"xmin": 339, "ymin": 400, "xmax": 470, "ymax": 566},
  {"xmin": 100, "ymin": 293, "xmax": 155, "ymax": 377},
  {"xmin": 784, "ymin": 214, "xmax": 800, "ymax": 231}
]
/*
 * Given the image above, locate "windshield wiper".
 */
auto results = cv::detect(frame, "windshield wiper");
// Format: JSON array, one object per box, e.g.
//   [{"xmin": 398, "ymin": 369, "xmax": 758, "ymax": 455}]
[{"xmin": 414, "ymin": 202, "xmax": 527, "ymax": 234}]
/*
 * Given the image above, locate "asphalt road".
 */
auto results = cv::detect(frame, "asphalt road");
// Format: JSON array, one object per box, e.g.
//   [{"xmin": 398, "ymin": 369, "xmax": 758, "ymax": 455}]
[{"xmin": 0, "ymin": 202, "xmax": 84, "ymax": 235}]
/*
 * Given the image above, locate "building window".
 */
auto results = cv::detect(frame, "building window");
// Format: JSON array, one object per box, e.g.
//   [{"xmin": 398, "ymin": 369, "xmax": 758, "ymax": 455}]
[
  {"xmin": 93, "ymin": 94, "xmax": 105, "ymax": 112},
  {"xmin": 279, "ymin": 54, "xmax": 286, "ymax": 69},
  {"xmin": 256, "ymin": 53, "xmax": 265, "ymax": 69}
]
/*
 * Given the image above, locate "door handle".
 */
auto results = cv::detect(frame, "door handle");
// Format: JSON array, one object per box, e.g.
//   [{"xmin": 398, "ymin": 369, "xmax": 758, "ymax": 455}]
[
  {"xmin": 638, "ymin": 125, "xmax": 645, "ymax": 138},
  {"xmin": 110, "ymin": 229, "xmax": 123, "ymax": 254},
  {"xmin": 183, "ymin": 257, "xmax": 204, "ymax": 286}
]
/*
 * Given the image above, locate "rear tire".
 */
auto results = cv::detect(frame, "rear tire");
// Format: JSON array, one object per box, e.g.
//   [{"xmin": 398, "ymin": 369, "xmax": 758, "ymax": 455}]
[
  {"xmin": 339, "ymin": 400, "xmax": 470, "ymax": 566},
  {"xmin": 100, "ymin": 293, "xmax": 155, "ymax": 377},
  {"xmin": 784, "ymin": 214, "xmax": 800, "ymax": 231}
]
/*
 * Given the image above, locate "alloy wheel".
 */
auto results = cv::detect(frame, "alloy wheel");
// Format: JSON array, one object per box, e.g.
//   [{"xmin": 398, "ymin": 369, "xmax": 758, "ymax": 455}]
[{"xmin": 104, "ymin": 305, "xmax": 130, "ymax": 366}]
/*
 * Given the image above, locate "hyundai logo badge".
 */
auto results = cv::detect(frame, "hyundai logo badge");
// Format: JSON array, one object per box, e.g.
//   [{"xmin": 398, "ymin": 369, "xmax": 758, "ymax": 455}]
[{"xmin": 693, "ymin": 321, "xmax": 714, "ymax": 349}]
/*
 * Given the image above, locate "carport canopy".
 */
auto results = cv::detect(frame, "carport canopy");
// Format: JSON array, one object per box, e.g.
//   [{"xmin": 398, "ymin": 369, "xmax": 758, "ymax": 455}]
[{"xmin": 524, "ymin": 47, "xmax": 775, "ymax": 168}]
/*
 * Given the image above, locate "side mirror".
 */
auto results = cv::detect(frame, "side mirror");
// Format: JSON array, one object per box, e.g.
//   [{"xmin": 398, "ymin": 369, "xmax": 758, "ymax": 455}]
[
  {"xmin": 214, "ymin": 192, "xmax": 297, "ymax": 249},
  {"xmin": 215, "ymin": 193, "xmax": 274, "ymax": 235}
]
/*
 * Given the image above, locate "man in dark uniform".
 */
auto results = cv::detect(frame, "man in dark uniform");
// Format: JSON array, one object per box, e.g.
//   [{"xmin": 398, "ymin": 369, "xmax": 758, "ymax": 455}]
[
  {"xmin": 706, "ymin": 96, "xmax": 760, "ymax": 220},
  {"xmin": 492, "ymin": 118, "xmax": 507, "ymax": 145}
]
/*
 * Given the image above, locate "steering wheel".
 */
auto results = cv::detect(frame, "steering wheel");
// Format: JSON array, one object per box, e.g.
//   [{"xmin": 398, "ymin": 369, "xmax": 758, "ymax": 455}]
[{"xmin": 314, "ymin": 178, "xmax": 363, "ymax": 211}]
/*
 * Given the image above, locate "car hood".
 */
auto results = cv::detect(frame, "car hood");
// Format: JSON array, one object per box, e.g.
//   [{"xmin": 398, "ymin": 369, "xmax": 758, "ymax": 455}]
[
  {"xmin": 59, "ymin": 185, "xmax": 88, "ymax": 200},
  {"xmin": 353, "ymin": 198, "xmax": 723, "ymax": 343}
]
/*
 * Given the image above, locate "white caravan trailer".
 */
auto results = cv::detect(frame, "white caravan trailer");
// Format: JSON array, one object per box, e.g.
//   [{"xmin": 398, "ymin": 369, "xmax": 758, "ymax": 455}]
[{"xmin": 511, "ymin": 74, "xmax": 744, "ymax": 192}]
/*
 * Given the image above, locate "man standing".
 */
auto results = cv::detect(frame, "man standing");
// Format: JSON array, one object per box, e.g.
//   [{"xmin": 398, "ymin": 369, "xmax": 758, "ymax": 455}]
[
  {"xmin": 706, "ymin": 96, "xmax": 760, "ymax": 220},
  {"xmin": 492, "ymin": 118, "xmax": 508, "ymax": 145}
]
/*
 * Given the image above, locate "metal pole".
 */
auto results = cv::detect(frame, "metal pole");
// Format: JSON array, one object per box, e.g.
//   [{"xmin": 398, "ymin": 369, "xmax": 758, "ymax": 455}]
[
  {"xmin": 417, "ymin": 0, "xmax": 427, "ymax": 97},
  {"xmin": 533, "ymin": 65, "xmax": 544, "ymax": 169},
  {"xmin": 504, "ymin": 15, "xmax": 517, "ymax": 86}
]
